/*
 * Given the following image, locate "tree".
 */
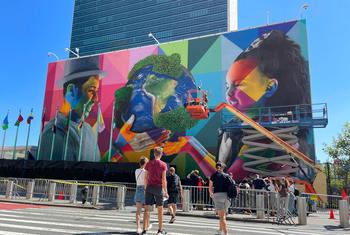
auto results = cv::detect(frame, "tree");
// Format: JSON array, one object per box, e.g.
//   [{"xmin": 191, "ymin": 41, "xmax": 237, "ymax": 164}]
[{"xmin": 323, "ymin": 122, "xmax": 350, "ymax": 192}]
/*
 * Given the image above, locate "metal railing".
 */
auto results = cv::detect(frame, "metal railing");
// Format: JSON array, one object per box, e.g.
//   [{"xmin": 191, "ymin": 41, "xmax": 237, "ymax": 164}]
[
  {"xmin": 301, "ymin": 193, "xmax": 350, "ymax": 214},
  {"xmin": 0, "ymin": 177, "xmax": 127, "ymax": 207}
]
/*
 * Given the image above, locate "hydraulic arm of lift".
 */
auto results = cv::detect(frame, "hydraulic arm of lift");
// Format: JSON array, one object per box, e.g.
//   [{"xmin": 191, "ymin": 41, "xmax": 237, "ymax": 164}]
[{"xmin": 212, "ymin": 102, "xmax": 316, "ymax": 170}]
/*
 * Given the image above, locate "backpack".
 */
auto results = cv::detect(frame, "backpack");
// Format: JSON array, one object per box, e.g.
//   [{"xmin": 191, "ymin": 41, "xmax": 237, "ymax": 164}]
[
  {"xmin": 224, "ymin": 174, "xmax": 238, "ymax": 199},
  {"xmin": 167, "ymin": 174, "xmax": 179, "ymax": 193}
]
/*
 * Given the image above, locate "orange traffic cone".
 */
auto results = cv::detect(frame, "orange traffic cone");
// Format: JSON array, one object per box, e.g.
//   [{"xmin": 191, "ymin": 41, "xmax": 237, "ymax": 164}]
[
  {"xmin": 329, "ymin": 208, "xmax": 335, "ymax": 219},
  {"xmin": 58, "ymin": 191, "xmax": 63, "ymax": 200}
]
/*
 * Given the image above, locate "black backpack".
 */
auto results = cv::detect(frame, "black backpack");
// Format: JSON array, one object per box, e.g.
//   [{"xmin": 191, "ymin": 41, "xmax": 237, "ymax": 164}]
[{"xmin": 224, "ymin": 174, "xmax": 238, "ymax": 199}]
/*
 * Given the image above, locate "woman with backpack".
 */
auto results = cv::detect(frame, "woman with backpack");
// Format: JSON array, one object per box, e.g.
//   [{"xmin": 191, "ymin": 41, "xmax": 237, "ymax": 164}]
[{"xmin": 209, "ymin": 161, "xmax": 230, "ymax": 235}]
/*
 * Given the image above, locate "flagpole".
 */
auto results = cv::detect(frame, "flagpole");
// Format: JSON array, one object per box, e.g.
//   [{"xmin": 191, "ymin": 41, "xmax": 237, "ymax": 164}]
[
  {"xmin": 78, "ymin": 103, "xmax": 87, "ymax": 162},
  {"xmin": 108, "ymin": 101, "xmax": 115, "ymax": 162},
  {"xmin": 12, "ymin": 110, "xmax": 21, "ymax": 160},
  {"xmin": 1, "ymin": 110, "xmax": 9, "ymax": 159},
  {"xmin": 36, "ymin": 107, "xmax": 45, "ymax": 160},
  {"xmin": 63, "ymin": 109, "xmax": 72, "ymax": 161},
  {"xmin": 1, "ymin": 129, "xmax": 6, "ymax": 159},
  {"xmin": 94, "ymin": 103, "xmax": 101, "ymax": 162},
  {"xmin": 25, "ymin": 108, "xmax": 33, "ymax": 159},
  {"xmin": 49, "ymin": 106, "xmax": 59, "ymax": 161}
]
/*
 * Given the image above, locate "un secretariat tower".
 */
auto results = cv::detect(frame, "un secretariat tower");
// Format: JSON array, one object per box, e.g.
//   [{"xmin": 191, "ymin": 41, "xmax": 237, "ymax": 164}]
[{"xmin": 70, "ymin": 0, "xmax": 238, "ymax": 57}]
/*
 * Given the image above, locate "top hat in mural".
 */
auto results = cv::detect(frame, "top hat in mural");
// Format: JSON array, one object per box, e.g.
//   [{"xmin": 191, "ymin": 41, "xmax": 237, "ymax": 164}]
[{"xmin": 58, "ymin": 55, "xmax": 106, "ymax": 86}]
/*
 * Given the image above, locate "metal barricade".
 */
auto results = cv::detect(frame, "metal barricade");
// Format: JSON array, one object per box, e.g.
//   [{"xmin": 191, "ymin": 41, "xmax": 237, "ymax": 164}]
[
  {"xmin": 12, "ymin": 178, "xmax": 31, "ymax": 199},
  {"xmin": 301, "ymin": 193, "xmax": 345, "ymax": 214},
  {"xmin": 33, "ymin": 179, "xmax": 50, "ymax": 201},
  {"xmin": 0, "ymin": 178, "xmax": 8, "ymax": 196}
]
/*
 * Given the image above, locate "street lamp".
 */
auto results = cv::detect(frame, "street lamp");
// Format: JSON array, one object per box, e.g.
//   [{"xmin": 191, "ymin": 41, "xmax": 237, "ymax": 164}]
[
  {"xmin": 48, "ymin": 52, "xmax": 60, "ymax": 61},
  {"xmin": 300, "ymin": 3, "xmax": 309, "ymax": 19},
  {"xmin": 65, "ymin": 47, "xmax": 80, "ymax": 58},
  {"xmin": 148, "ymin": 32, "xmax": 160, "ymax": 45}
]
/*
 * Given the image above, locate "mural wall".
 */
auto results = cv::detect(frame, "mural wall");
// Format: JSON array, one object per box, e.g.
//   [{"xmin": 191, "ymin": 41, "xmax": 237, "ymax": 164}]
[{"xmin": 40, "ymin": 20, "xmax": 313, "ymax": 180}]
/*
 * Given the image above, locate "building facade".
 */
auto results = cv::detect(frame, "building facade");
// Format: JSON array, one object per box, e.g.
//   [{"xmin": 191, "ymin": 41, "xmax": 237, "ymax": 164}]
[{"xmin": 70, "ymin": 0, "xmax": 238, "ymax": 57}]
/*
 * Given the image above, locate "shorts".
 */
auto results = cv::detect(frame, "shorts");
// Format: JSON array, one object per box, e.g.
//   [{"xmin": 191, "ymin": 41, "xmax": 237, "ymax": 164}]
[
  {"xmin": 213, "ymin": 192, "xmax": 230, "ymax": 211},
  {"xmin": 167, "ymin": 193, "xmax": 179, "ymax": 204},
  {"xmin": 134, "ymin": 185, "xmax": 145, "ymax": 204},
  {"xmin": 145, "ymin": 185, "xmax": 163, "ymax": 207}
]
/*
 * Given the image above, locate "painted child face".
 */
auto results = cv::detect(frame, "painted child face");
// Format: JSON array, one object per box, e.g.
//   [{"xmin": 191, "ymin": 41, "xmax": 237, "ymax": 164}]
[{"xmin": 226, "ymin": 58, "xmax": 277, "ymax": 111}]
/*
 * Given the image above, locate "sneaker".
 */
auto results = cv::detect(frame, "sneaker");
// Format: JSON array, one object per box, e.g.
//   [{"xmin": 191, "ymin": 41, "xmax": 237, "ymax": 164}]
[
  {"xmin": 157, "ymin": 230, "xmax": 167, "ymax": 235},
  {"xmin": 141, "ymin": 230, "xmax": 147, "ymax": 235},
  {"xmin": 214, "ymin": 230, "xmax": 222, "ymax": 235},
  {"xmin": 169, "ymin": 216, "xmax": 176, "ymax": 224},
  {"xmin": 147, "ymin": 223, "xmax": 152, "ymax": 230},
  {"xmin": 136, "ymin": 228, "xmax": 142, "ymax": 234}
]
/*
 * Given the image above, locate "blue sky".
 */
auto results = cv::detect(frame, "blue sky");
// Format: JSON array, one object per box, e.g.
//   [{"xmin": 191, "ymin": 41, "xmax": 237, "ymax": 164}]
[{"xmin": 0, "ymin": 0, "xmax": 349, "ymax": 163}]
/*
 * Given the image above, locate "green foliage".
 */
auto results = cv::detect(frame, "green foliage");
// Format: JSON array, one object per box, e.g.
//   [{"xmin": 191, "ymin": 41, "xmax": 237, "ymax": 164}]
[
  {"xmin": 153, "ymin": 106, "xmax": 198, "ymax": 133},
  {"xmin": 128, "ymin": 54, "xmax": 183, "ymax": 80},
  {"xmin": 323, "ymin": 122, "xmax": 350, "ymax": 191},
  {"xmin": 114, "ymin": 85, "xmax": 133, "ymax": 128}
]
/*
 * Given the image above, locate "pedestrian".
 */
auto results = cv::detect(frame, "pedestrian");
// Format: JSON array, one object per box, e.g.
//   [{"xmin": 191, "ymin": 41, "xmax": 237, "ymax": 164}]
[
  {"xmin": 239, "ymin": 179, "xmax": 252, "ymax": 214},
  {"xmin": 186, "ymin": 169, "xmax": 203, "ymax": 208},
  {"xmin": 143, "ymin": 146, "xmax": 168, "ymax": 235},
  {"xmin": 81, "ymin": 186, "xmax": 88, "ymax": 205},
  {"xmin": 166, "ymin": 167, "xmax": 183, "ymax": 224},
  {"xmin": 252, "ymin": 174, "xmax": 266, "ymax": 190},
  {"xmin": 209, "ymin": 161, "xmax": 230, "ymax": 235},
  {"xmin": 267, "ymin": 178, "xmax": 278, "ymax": 216},
  {"xmin": 135, "ymin": 156, "xmax": 149, "ymax": 235},
  {"xmin": 276, "ymin": 178, "xmax": 290, "ymax": 217}
]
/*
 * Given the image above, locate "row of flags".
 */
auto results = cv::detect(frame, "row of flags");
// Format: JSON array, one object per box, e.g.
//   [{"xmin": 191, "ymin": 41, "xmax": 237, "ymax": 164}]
[{"xmin": 2, "ymin": 111, "xmax": 34, "ymax": 131}]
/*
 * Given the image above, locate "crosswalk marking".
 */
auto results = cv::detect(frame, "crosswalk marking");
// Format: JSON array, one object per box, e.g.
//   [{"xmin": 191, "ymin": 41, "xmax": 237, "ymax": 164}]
[
  {"xmin": 0, "ymin": 209, "xmax": 321, "ymax": 235},
  {"xmin": 0, "ymin": 206, "xmax": 343, "ymax": 235}
]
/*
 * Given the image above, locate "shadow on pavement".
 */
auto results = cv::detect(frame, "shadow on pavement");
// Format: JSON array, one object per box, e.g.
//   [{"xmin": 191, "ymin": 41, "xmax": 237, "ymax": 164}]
[
  {"xmin": 75, "ymin": 232, "xmax": 134, "ymax": 235},
  {"xmin": 324, "ymin": 225, "xmax": 350, "ymax": 231}
]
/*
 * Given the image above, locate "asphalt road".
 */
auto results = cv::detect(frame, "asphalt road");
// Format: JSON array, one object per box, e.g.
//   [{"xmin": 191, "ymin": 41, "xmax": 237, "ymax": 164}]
[{"xmin": 0, "ymin": 202, "xmax": 348, "ymax": 235}]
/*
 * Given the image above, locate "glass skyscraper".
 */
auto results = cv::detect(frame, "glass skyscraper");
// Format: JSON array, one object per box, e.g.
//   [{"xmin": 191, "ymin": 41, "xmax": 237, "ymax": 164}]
[{"xmin": 70, "ymin": 0, "xmax": 237, "ymax": 57}]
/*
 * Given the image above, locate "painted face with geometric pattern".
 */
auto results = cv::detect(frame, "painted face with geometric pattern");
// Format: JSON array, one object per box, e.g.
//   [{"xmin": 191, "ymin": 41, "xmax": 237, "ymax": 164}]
[{"xmin": 226, "ymin": 58, "xmax": 278, "ymax": 112}]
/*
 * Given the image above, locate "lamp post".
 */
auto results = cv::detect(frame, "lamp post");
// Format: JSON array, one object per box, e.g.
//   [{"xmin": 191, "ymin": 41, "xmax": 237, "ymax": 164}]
[
  {"xmin": 48, "ymin": 52, "xmax": 60, "ymax": 61},
  {"xmin": 148, "ymin": 32, "xmax": 160, "ymax": 45},
  {"xmin": 65, "ymin": 47, "xmax": 80, "ymax": 58},
  {"xmin": 300, "ymin": 3, "xmax": 309, "ymax": 19}
]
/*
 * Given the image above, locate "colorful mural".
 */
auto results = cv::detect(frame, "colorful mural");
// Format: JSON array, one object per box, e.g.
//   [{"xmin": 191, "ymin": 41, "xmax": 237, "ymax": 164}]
[{"xmin": 40, "ymin": 20, "xmax": 313, "ymax": 180}]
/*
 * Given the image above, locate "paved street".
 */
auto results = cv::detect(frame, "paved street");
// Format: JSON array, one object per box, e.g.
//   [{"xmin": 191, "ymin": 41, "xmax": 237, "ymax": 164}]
[{"xmin": 0, "ymin": 202, "xmax": 349, "ymax": 235}]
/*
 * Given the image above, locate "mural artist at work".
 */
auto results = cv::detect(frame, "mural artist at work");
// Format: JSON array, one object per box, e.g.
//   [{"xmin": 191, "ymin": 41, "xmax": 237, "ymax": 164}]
[{"xmin": 39, "ymin": 56, "xmax": 106, "ymax": 161}]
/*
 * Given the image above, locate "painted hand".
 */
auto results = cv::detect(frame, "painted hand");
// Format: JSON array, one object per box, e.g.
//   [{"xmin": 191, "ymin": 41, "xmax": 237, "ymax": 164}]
[
  {"xmin": 265, "ymin": 78, "xmax": 278, "ymax": 98},
  {"xmin": 114, "ymin": 115, "xmax": 170, "ymax": 152},
  {"xmin": 64, "ymin": 84, "xmax": 80, "ymax": 108},
  {"xmin": 218, "ymin": 132, "xmax": 232, "ymax": 165}
]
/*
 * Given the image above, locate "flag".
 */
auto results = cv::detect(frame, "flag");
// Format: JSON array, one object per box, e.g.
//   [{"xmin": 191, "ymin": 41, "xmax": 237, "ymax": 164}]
[
  {"xmin": 98, "ymin": 111, "xmax": 105, "ymax": 133},
  {"xmin": 14, "ymin": 114, "xmax": 24, "ymax": 126},
  {"xmin": 26, "ymin": 112, "xmax": 34, "ymax": 124},
  {"xmin": 92, "ymin": 108, "xmax": 105, "ymax": 133},
  {"xmin": 41, "ymin": 108, "xmax": 46, "ymax": 132},
  {"xmin": 2, "ymin": 114, "xmax": 9, "ymax": 130},
  {"xmin": 65, "ymin": 111, "xmax": 71, "ymax": 132}
]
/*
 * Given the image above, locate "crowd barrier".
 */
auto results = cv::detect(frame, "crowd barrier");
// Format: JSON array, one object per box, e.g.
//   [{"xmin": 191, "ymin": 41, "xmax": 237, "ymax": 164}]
[
  {"xmin": 300, "ymin": 192, "xmax": 350, "ymax": 215},
  {"xmin": 0, "ymin": 177, "xmax": 126, "ymax": 208},
  {"xmin": 1, "ymin": 178, "xmax": 349, "ymax": 227}
]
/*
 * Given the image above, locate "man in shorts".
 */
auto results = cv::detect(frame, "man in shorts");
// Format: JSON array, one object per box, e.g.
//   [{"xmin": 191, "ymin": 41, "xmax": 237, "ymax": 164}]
[
  {"xmin": 143, "ymin": 147, "xmax": 168, "ymax": 235},
  {"xmin": 166, "ymin": 167, "xmax": 183, "ymax": 223}
]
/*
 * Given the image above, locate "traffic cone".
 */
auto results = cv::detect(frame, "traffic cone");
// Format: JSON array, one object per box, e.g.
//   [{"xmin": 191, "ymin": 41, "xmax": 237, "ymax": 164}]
[
  {"xmin": 329, "ymin": 208, "xmax": 335, "ymax": 219},
  {"xmin": 58, "ymin": 191, "xmax": 63, "ymax": 200}
]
